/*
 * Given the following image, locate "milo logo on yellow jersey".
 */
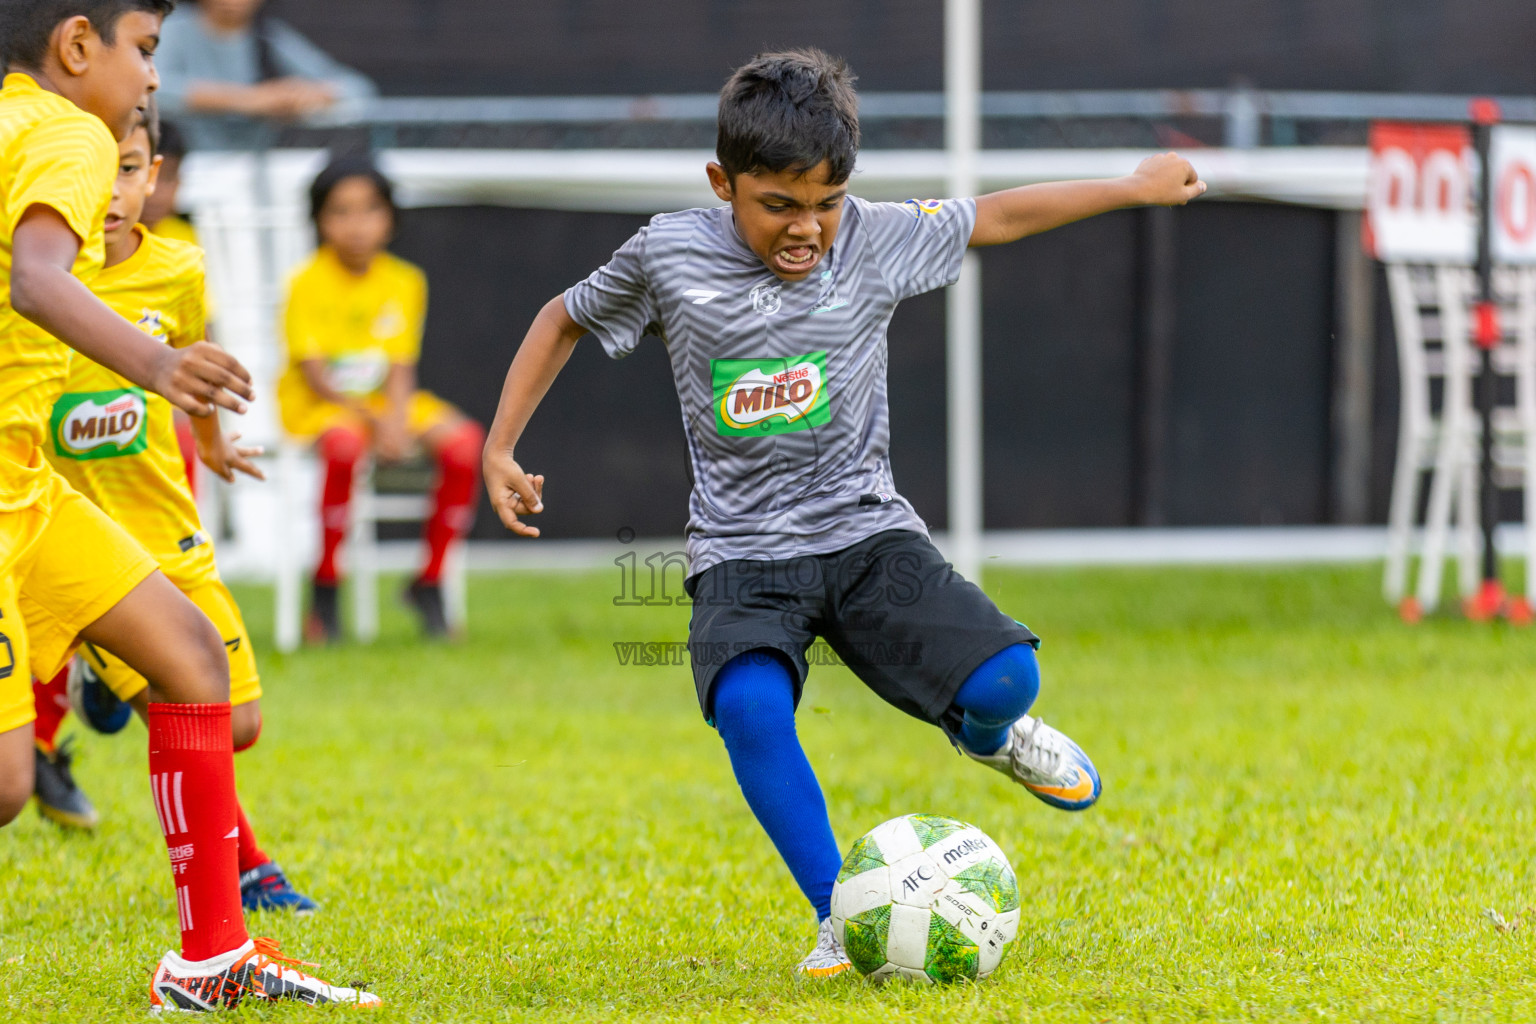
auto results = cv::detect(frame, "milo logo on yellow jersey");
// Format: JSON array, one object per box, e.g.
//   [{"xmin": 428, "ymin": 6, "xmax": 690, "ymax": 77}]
[
  {"xmin": 712, "ymin": 352, "xmax": 831, "ymax": 437},
  {"xmin": 50, "ymin": 389, "xmax": 150, "ymax": 460}
]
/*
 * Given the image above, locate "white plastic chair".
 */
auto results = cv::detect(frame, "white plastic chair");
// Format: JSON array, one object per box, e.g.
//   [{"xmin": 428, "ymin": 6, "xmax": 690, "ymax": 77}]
[
  {"xmin": 1384, "ymin": 263, "xmax": 1536, "ymax": 615},
  {"xmin": 272, "ymin": 447, "xmax": 468, "ymax": 648},
  {"xmin": 1383, "ymin": 264, "xmax": 1477, "ymax": 612},
  {"xmin": 348, "ymin": 457, "xmax": 469, "ymax": 642}
]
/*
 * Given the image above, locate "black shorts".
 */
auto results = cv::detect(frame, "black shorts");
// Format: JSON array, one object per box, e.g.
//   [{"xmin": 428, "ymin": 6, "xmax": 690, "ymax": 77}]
[{"xmin": 685, "ymin": 530, "xmax": 1039, "ymax": 733}]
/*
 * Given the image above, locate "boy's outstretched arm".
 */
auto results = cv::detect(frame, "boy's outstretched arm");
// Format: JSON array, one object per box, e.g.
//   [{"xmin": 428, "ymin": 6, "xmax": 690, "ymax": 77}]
[
  {"xmin": 11, "ymin": 206, "xmax": 253, "ymax": 417},
  {"xmin": 483, "ymin": 294, "xmax": 587, "ymax": 538},
  {"xmin": 969, "ymin": 152, "xmax": 1205, "ymax": 247}
]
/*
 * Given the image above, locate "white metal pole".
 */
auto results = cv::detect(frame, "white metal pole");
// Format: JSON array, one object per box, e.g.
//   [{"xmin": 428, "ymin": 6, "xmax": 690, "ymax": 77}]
[{"xmin": 946, "ymin": 0, "xmax": 984, "ymax": 583}]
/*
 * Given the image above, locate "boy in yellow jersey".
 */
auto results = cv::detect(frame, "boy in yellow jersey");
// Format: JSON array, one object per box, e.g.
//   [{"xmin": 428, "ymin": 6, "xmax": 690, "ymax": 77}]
[
  {"xmin": 0, "ymin": 1, "xmax": 376, "ymax": 1010},
  {"xmin": 279, "ymin": 157, "xmax": 484, "ymax": 641},
  {"xmin": 28, "ymin": 110, "xmax": 320, "ymax": 914},
  {"xmin": 137, "ymin": 116, "xmax": 205, "ymax": 488}
]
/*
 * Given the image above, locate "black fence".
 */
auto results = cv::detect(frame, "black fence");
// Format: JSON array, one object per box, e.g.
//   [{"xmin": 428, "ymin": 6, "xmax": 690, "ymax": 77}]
[
  {"xmin": 262, "ymin": 0, "xmax": 1536, "ymax": 541},
  {"xmin": 398, "ymin": 200, "xmax": 1363, "ymax": 542},
  {"xmin": 273, "ymin": 0, "xmax": 1536, "ymax": 98}
]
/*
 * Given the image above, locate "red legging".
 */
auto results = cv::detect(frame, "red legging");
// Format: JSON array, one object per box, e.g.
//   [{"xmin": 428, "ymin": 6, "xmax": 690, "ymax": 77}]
[
  {"xmin": 314, "ymin": 419, "xmax": 485, "ymax": 585},
  {"xmin": 174, "ymin": 414, "xmax": 198, "ymax": 499}
]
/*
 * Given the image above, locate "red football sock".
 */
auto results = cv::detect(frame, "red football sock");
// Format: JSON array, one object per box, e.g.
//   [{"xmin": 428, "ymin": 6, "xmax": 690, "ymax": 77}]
[
  {"xmin": 420, "ymin": 421, "xmax": 485, "ymax": 584},
  {"xmin": 174, "ymin": 413, "xmax": 198, "ymax": 499},
  {"xmin": 31, "ymin": 667, "xmax": 70, "ymax": 753},
  {"xmin": 234, "ymin": 801, "xmax": 271, "ymax": 876},
  {"xmin": 316, "ymin": 427, "xmax": 365, "ymax": 585},
  {"xmin": 148, "ymin": 703, "xmax": 248, "ymax": 963}
]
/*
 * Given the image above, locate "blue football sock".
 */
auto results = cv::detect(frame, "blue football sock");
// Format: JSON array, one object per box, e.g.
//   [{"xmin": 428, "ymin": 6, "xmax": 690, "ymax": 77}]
[
  {"xmin": 712, "ymin": 651, "xmax": 842, "ymax": 922},
  {"xmin": 954, "ymin": 643, "xmax": 1042, "ymax": 755}
]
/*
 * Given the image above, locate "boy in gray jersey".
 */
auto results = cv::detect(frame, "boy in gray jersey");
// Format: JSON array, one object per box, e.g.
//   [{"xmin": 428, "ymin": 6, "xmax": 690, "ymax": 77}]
[{"xmin": 484, "ymin": 49, "xmax": 1204, "ymax": 976}]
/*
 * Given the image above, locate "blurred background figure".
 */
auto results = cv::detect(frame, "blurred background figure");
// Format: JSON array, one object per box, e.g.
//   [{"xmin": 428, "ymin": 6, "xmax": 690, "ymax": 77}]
[
  {"xmin": 141, "ymin": 119, "xmax": 196, "ymax": 244},
  {"xmin": 156, "ymin": 0, "xmax": 376, "ymax": 151},
  {"xmin": 143, "ymin": 118, "xmax": 209, "ymax": 493},
  {"xmin": 278, "ymin": 157, "xmax": 486, "ymax": 643}
]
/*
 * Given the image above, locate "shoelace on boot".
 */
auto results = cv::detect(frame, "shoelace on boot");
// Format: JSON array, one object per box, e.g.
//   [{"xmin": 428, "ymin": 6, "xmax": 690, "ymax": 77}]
[
  {"xmin": 232, "ymin": 937, "xmax": 322, "ymax": 991},
  {"xmin": 1013, "ymin": 717, "xmax": 1064, "ymax": 777},
  {"xmin": 813, "ymin": 925, "xmax": 842, "ymax": 959}
]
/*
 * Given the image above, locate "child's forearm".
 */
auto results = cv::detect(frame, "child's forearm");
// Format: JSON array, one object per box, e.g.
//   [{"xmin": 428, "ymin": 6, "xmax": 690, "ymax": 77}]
[
  {"xmin": 17, "ymin": 259, "xmax": 179, "ymax": 391},
  {"xmin": 13, "ymin": 208, "xmax": 251, "ymax": 415},
  {"xmin": 189, "ymin": 406, "xmax": 223, "ymax": 452},
  {"xmin": 486, "ymin": 295, "xmax": 586, "ymax": 454},
  {"xmin": 970, "ymin": 153, "xmax": 1204, "ymax": 247},
  {"xmin": 297, "ymin": 360, "xmax": 365, "ymax": 413},
  {"xmin": 383, "ymin": 363, "xmax": 414, "ymax": 423},
  {"xmin": 970, "ymin": 178, "xmax": 1146, "ymax": 247}
]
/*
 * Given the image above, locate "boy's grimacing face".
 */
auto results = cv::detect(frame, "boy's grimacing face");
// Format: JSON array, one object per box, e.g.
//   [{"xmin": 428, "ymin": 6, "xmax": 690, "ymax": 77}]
[
  {"xmin": 72, "ymin": 11, "xmax": 163, "ymax": 140},
  {"xmin": 106, "ymin": 126, "xmax": 161, "ymax": 251},
  {"xmin": 707, "ymin": 160, "xmax": 847, "ymax": 282}
]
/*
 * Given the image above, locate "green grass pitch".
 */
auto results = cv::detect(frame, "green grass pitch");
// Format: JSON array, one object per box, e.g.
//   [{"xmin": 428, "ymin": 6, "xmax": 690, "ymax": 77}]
[{"xmin": 3, "ymin": 564, "xmax": 1535, "ymax": 1022}]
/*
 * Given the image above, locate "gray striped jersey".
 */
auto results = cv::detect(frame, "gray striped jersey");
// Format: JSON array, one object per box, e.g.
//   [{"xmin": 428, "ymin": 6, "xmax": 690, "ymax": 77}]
[{"xmin": 564, "ymin": 194, "xmax": 977, "ymax": 576}]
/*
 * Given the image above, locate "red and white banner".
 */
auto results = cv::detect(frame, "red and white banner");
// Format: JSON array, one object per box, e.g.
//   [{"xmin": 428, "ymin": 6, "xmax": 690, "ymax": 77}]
[
  {"xmin": 1491, "ymin": 126, "xmax": 1536, "ymax": 265},
  {"xmin": 1366, "ymin": 122, "xmax": 1536, "ymax": 265},
  {"xmin": 1364, "ymin": 122, "xmax": 1475, "ymax": 263}
]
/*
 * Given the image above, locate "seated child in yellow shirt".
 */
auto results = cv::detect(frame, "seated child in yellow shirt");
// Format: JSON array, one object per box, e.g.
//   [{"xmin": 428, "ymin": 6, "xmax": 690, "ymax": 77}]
[{"xmin": 278, "ymin": 157, "xmax": 484, "ymax": 640}]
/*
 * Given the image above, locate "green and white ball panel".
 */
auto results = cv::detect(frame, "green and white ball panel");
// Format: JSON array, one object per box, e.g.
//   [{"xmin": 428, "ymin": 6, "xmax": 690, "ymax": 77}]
[
  {"xmin": 883, "ymin": 903, "xmax": 935, "ymax": 972},
  {"xmin": 867, "ymin": 814, "xmax": 926, "ymax": 861},
  {"xmin": 834, "ymin": 871, "xmax": 894, "ymax": 924},
  {"xmin": 830, "ymin": 814, "xmax": 1020, "ymax": 984},
  {"xmin": 978, "ymin": 908, "xmax": 1022, "ymax": 978}
]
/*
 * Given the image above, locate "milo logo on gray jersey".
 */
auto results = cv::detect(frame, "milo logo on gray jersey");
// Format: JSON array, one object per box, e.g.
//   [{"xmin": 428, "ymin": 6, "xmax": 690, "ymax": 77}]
[{"xmin": 712, "ymin": 352, "xmax": 830, "ymax": 437}]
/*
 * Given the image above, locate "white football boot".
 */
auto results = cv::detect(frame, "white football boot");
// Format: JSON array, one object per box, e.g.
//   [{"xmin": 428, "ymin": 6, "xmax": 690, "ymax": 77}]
[
  {"xmin": 150, "ymin": 937, "xmax": 381, "ymax": 1012},
  {"xmin": 960, "ymin": 714, "xmax": 1102, "ymax": 811},
  {"xmin": 795, "ymin": 918, "xmax": 853, "ymax": 979}
]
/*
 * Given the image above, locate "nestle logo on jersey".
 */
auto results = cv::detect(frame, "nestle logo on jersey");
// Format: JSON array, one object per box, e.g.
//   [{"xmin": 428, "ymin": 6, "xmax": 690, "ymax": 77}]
[
  {"xmin": 50, "ymin": 389, "xmax": 150, "ymax": 461},
  {"xmin": 711, "ymin": 352, "xmax": 831, "ymax": 437}
]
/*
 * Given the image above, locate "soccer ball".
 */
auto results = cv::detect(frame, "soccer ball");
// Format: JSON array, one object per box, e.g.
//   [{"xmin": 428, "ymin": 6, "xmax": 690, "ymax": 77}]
[{"xmin": 830, "ymin": 813, "xmax": 1020, "ymax": 983}]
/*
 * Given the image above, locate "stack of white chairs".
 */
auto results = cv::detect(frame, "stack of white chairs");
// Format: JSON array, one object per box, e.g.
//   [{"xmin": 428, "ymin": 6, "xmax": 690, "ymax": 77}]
[
  {"xmin": 1383, "ymin": 263, "xmax": 1536, "ymax": 616},
  {"xmin": 188, "ymin": 162, "xmax": 469, "ymax": 652},
  {"xmin": 190, "ymin": 196, "xmax": 313, "ymax": 652}
]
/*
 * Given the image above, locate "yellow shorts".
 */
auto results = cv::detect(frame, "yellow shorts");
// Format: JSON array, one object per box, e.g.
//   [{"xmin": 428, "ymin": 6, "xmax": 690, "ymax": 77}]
[
  {"xmin": 0, "ymin": 574, "xmax": 31, "ymax": 735},
  {"xmin": 279, "ymin": 387, "xmax": 458, "ymax": 441},
  {"xmin": 78, "ymin": 579, "xmax": 261, "ymax": 707},
  {"xmin": 0, "ymin": 469, "xmax": 158, "ymax": 733}
]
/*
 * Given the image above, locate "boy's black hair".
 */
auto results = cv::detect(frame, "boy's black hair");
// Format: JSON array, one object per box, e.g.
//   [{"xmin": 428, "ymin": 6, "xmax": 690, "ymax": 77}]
[
  {"xmin": 309, "ymin": 154, "xmax": 397, "ymax": 228},
  {"xmin": 156, "ymin": 116, "xmax": 186, "ymax": 162},
  {"xmin": 1, "ymin": 0, "xmax": 177, "ymax": 71},
  {"xmin": 716, "ymin": 48, "xmax": 860, "ymax": 184},
  {"xmin": 140, "ymin": 96, "xmax": 160, "ymax": 155}
]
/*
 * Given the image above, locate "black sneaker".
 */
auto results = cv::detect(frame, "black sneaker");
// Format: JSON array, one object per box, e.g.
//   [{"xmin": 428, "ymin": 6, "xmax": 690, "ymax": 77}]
[
  {"xmin": 305, "ymin": 580, "xmax": 340, "ymax": 645},
  {"xmin": 404, "ymin": 579, "xmax": 451, "ymax": 638},
  {"xmin": 34, "ymin": 738, "xmax": 99, "ymax": 830}
]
